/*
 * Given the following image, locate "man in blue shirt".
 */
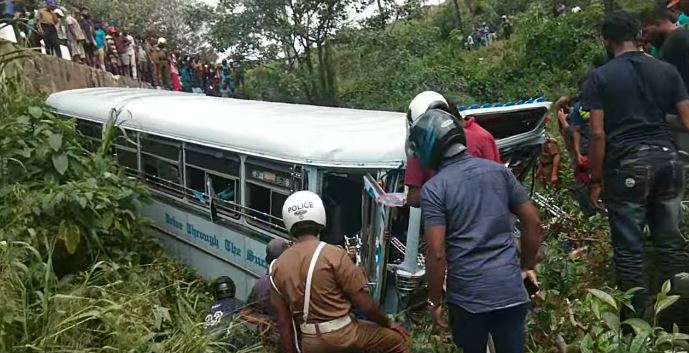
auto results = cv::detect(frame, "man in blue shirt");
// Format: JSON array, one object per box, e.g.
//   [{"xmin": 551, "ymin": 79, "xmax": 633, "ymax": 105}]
[
  {"xmin": 407, "ymin": 109, "xmax": 543, "ymax": 353},
  {"xmin": 582, "ymin": 10, "xmax": 689, "ymax": 319},
  {"xmin": 204, "ymin": 276, "xmax": 242, "ymax": 331}
]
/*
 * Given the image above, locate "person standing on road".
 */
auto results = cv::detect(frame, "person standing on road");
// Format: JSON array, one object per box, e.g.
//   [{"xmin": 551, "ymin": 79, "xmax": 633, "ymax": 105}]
[
  {"xmin": 407, "ymin": 109, "xmax": 544, "ymax": 353},
  {"xmin": 270, "ymin": 191, "xmax": 410, "ymax": 353},
  {"xmin": 77, "ymin": 7, "xmax": 96, "ymax": 67},
  {"xmin": 126, "ymin": 33, "xmax": 137, "ymax": 79},
  {"xmin": 93, "ymin": 23, "xmax": 106, "ymax": 70},
  {"xmin": 37, "ymin": 3, "xmax": 61, "ymax": 57},
  {"xmin": 113, "ymin": 31, "xmax": 129, "ymax": 76},
  {"xmin": 64, "ymin": 9, "xmax": 86, "ymax": 63},
  {"xmin": 582, "ymin": 10, "xmax": 689, "ymax": 320},
  {"xmin": 157, "ymin": 37, "xmax": 171, "ymax": 89}
]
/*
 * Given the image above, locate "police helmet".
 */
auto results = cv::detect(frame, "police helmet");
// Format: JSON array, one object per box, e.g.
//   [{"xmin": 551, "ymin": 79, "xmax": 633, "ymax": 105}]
[
  {"xmin": 407, "ymin": 109, "xmax": 467, "ymax": 170},
  {"xmin": 407, "ymin": 91, "xmax": 450, "ymax": 125},
  {"xmin": 212, "ymin": 276, "xmax": 236, "ymax": 300},
  {"xmin": 282, "ymin": 191, "xmax": 326, "ymax": 235}
]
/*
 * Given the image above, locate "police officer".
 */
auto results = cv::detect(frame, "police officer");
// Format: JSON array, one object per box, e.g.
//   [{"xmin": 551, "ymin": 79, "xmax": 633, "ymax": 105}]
[
  {"xmin": 270, "ymin": 191, "xmax": 410, "ymax": 353},
  {"xmin": 204, "ymin": 276, "xmax": 242, "ymax": 330}
]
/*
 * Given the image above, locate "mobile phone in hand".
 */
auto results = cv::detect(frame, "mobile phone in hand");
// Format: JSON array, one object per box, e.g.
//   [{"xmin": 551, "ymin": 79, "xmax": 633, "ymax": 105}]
[{"xmin": 524, "ymin": 278, "xmax": 540, "ymax": 296}]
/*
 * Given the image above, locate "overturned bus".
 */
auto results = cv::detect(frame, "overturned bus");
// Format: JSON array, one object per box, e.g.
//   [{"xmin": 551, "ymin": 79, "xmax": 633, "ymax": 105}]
[{"xmin": 46, "ymin": 88, "xmax": 550, "ymax": 312}]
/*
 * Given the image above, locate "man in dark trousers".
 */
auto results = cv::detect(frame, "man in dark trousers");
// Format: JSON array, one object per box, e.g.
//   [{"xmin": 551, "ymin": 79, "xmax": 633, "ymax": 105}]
[
  {"xmin": 270, "ymin": 191, "xmax": 409, "ymax": 353},
  {"xmin": 582, "ymin": 10, "xmax": 689, "ymax": 320},
  {"xmin": 408, "ymin": 109, "xmax": 543, "ymax": 353}
]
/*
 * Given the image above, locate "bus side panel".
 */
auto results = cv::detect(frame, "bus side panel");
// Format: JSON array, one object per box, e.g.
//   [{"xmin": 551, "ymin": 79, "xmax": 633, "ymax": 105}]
[{"xmin": 143, "ymin": 199, "xmax": 268, "ymax": 300}]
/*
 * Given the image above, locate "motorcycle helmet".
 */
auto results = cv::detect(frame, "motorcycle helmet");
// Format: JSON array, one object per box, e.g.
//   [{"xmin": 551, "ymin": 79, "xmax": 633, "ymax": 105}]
[
  {"xmin": 407, "ymin": 91, "xmax": 450, "ymax": 125},
  {"xmin": 212, "ymin": 276, "xmax": 236, "ymax": 300},
  {"xmin": 407, "ymin": 109, "xmax": 467, "ymax": 170}
]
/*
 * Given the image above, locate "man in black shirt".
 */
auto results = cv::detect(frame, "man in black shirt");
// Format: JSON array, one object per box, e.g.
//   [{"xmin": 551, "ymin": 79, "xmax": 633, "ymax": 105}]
[
  {"xmin": 582, "ymin": 10, "xmax": 689, "ymax": 319},
  {"xmin": 641, "ymin": 2, "xmax": 689, "ymax": 90}
]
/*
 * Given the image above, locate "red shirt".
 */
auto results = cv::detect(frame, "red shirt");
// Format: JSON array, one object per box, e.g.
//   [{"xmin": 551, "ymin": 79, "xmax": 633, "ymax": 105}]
[{"xmin": 405, "ymin": 117, "xmax": 501, "ymax": 187}]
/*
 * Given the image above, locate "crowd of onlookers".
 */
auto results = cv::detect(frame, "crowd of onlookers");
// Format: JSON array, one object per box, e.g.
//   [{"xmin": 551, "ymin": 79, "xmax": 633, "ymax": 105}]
[
  {"xmin": 462, "ymin": 16, "xmax": 513, "ymax": 50},
  {"xmin": 1, "ymin": 0, "xmax": 244, "ymax": 95}
]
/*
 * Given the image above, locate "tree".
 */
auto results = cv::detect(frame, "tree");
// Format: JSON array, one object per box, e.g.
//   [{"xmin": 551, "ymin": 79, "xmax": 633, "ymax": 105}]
[
  {"xmin": 211, "ymin": 0, "xmax": 356, "ymax": 105},
  {"xmin": 451, "ymin": 0, "xmax": 463, "ymax": 28},
  {"xmin": 63, "ymin": 0, "xmax": 214, "ymax": 54}
]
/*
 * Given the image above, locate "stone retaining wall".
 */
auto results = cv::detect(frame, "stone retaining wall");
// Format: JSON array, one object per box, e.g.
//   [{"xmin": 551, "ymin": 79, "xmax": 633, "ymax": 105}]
[{"xmin": 1, "ymin": 39, "xmax": 149, "ymax": 94}]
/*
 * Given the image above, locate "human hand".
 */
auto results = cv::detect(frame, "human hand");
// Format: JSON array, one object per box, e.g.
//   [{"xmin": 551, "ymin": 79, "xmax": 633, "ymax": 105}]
[
  {"xmin": 389, "ymin": 322, "xmax": 411, "ymax": 342},
  {"xmin": 549, "ymin": 175, "xmax": 559, "ymax": 186},
  {"xmin": 430, "ymin": 305, "xmax": 447, "ymax": 329},
  {"xmin": 557, "ymin": 108, "xmax": 568, "ymax": 122},
  {"xmin": 589, "ymin": 183, "xmax": 604, "ymax": 212},
  {"xmin": 576, "ymin": 154, "xmax": 587, "ymax": 167}
]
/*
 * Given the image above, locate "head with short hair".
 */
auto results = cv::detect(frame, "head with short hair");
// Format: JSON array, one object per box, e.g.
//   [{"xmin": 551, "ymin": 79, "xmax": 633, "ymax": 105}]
[
  {"xmin": 266, "ymin": 238, "xmax": 290, "ymax": 264},
  {"xmin": 640, "ymin": 2, "xmax": 677, "ymax": 47},
  {"xmin": 600, "ymin": 10, "xmax": 641, "ymax": 56}
]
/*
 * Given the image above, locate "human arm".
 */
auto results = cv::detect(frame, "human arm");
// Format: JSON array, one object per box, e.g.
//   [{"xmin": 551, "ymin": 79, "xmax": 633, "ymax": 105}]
[
  {"xmin": 677, "ymin": 100, "xmax": 689, "ymax": 130},
  {"xmin": 406, "ymin": 187, "xmax": 421, "ymax": 207},
  {"xmin": 549, "ymin": 141, "xmax": 560, "ymax": 185},
  {"xmin": 587, "ymin": 110, "xmax": 605, "ymax": 210},
  {"xmin": 349, "ymin": 290, "xmax": 391, "ymax": 328},
  {"xmin": 271, "ymin": 289, "xmax": 297, "ymax": 353},
  {"xmin": 420, "ymin": 184, "xmax": 448, "ymax": 328},
  {"xmin": 513, "ymin": 201, "xmax": 543, "ymax": 270},
  {"xmin": 405, "ymin": 155, "xmax": 426, "ymax": 207},
  {"xmin": 571, "ymin": 126, "xmax": 585, "ymax": 165},
  {"xmin": 581, "ymin": 71, "xmax": 606, "ymax": 210},
  {"xmin": 424, "ymin": 226, "xmax": 446, "ymax": 308},
  {"xmin": 506, "ymin": 169, "xmax": 544, "ymax": 270}
]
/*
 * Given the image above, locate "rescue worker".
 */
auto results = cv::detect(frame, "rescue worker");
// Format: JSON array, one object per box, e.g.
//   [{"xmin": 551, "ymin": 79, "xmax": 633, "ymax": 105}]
[
  {"xmin": 204, "ymin": 276, "xmax": 242, "ymax": 330},
  {"xmin": 405, "ymin": 91, "xmax": 500, "ymax": 207},
  {"xmin": 270, "ymin": 191, "xmax": 410, "ymax": 353},
  {"xmin": 408, "ymin": 109, "xmax": 543, "ymax": 353}
]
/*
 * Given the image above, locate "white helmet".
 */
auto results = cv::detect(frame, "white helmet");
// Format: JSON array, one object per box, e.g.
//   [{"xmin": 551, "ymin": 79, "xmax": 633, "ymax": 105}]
[
  {"xmin": 282, "ymin": 191, "xmax": 326, "ymax": 234},
  {"xmin": 157, "ymin": 37, "xmax": 167, "ymax": 45},
  {"xmin": 407, "ymin": 91, "xmax": 449, "ymax": 125}
]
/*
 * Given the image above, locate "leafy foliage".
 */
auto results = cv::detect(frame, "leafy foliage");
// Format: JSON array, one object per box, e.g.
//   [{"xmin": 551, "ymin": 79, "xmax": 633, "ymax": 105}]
[
  {"xmin": 240, "ymin": 2, "xmax": 607, "ymax": 109},
  {"xmin": 0, "ymin": 50, "xmax": 261, "ymax": 353}
]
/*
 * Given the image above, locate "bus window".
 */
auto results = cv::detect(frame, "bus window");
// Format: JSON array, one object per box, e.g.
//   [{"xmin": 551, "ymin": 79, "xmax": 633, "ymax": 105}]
[
  {"xmin": 113, "ymin": 128, "xmax": 138, "ymax": 176},
  {"xmin": 210, "ymin": 174, "xmax": 240, "ymax": 217},
  {"xmin": 245, "ymin": 160, "xmax": 294, "ymax": 233},
  {"xmin": 75, "ymin": 120, "xmax": 102, "ymax": 152},
  {"xmin": 185, "ymin": 166, "xmax": 207, "ymax": 204},
  {"xmin": 185, "ymin": 144, "xmax": 241, "ymax": 219},
  {"xmin": 115, "ymin": 148, "xmax": 138, "ymax": 176},
  {"xmin": 141, "ymin": 134, "xmax": 183, "ymax": 196}
]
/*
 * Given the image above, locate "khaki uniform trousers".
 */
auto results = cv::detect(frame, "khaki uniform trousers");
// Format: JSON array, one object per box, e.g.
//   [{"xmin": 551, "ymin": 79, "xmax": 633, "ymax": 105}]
[{"xmin": 300, "ymin": 320, "xmax": 408, "ymax": 353}]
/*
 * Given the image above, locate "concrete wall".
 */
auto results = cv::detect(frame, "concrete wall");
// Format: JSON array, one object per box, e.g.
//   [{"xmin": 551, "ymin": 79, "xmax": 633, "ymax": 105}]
[{"xmin": 1, "ymin": 39, "xmax": 148, "ymax": 94}]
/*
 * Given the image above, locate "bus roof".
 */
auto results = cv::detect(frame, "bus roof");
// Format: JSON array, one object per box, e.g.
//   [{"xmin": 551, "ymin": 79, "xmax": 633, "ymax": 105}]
[{"xmin": 46, "ymin": 88, "xmax": 408, "ymax": 169}]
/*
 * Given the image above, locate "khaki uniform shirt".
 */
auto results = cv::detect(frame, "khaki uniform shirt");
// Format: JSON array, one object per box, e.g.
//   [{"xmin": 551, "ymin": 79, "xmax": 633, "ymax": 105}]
[{"xmin": 271, "ymin": 240, "xmax": 368, "ymax": 324}]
